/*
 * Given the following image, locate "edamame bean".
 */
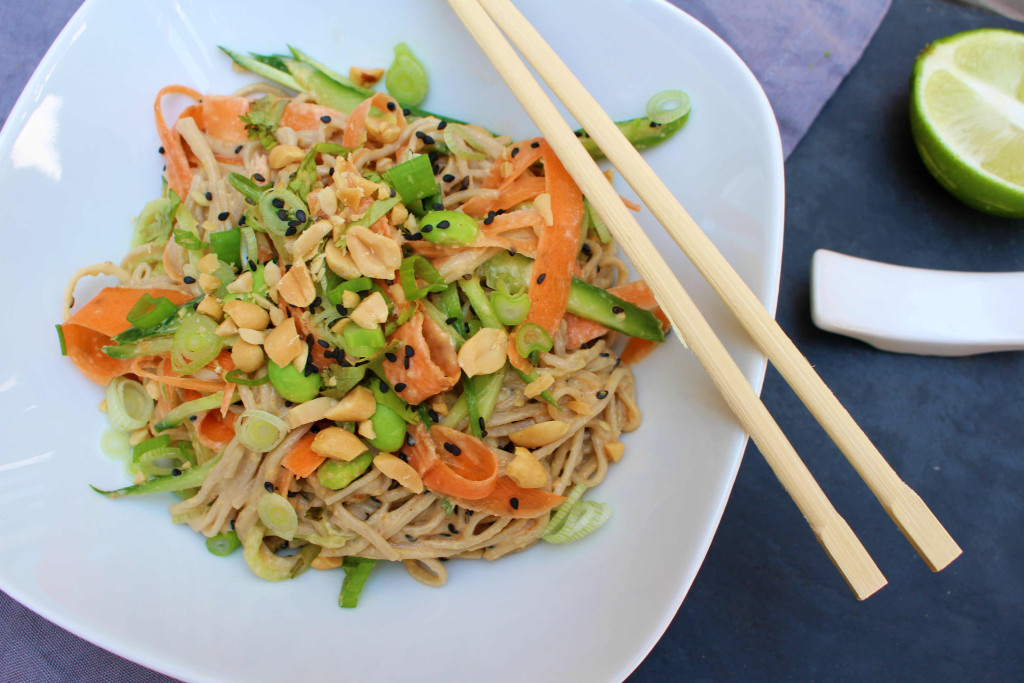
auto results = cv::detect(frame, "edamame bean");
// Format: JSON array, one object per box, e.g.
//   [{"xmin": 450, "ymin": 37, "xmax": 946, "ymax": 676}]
[
  {"xmin": 317, "ymin": 451, "xmax": 373, "ymax": 490},
  {"xmin": 418, "ymin": 210, "xmax": 479, "ymax": 246},
  {"xmin": 267, "ymin": 359, "xmax": 321, "ymax": 403},
  {"xmin": 367, "ymin": 403, "xmax": 407, "ymax": 452}
]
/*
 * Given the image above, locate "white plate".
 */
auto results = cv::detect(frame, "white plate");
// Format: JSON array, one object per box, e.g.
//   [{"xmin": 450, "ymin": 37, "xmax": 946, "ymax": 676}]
[{"xmin": 0, "ymin": 0, "xmax": 783, "ymax": 681}]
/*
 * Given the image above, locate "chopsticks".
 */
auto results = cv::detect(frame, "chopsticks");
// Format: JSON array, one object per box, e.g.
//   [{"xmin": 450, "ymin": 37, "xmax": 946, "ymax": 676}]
[{"xmin": 449, "ymin": 0, "xmax": 960, "ymax": 596}]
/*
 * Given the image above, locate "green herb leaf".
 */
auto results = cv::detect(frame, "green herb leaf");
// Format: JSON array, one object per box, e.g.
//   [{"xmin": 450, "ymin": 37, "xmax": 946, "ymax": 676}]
[{"xmin": 240, "ymin": 95, "xmax": 289, "ymax": 150}]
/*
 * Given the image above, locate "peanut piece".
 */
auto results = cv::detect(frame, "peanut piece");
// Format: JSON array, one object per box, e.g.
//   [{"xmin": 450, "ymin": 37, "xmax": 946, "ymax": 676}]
[
  {"xmin": 311, "ymin": 426, "xmax": 367, "ymax": 462},
  {"xmin": 372, "ymin": 453, "xmax": 424, "ymax": 494}
]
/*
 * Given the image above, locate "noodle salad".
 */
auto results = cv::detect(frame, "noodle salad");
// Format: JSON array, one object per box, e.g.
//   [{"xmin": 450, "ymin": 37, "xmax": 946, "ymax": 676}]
[{"xmin": 56, "ymin": 45, "xmax": 683, "ymax": 606}]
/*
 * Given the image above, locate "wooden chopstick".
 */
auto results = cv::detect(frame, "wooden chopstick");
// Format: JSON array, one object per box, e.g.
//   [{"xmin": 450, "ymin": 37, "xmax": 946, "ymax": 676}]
[
  {"xmin": 448, "ymin": 0, "xmax": 888, "ymax": 599},
  {"xmin": 472, "ymin": 0, "xmax": 961, "ymax": 574}
]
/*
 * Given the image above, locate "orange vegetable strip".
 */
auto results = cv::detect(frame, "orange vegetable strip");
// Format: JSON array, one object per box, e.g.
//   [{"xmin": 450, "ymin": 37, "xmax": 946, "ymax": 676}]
[
  {"xmin": 401, "ymin": 425, "xmax": 500, "ymax": 501},
  {"xmin": 620, "ymin": 309, "xmax": 671, "ymax": 365},
  {"xmin": 61, "ymin": 324, "xmax": 135, "ymax": 385},
  {"xmin": 281, "ymin": 102, "xmax": 345, "ymax": 131},
  {"xmin": 482, "ymin": 208, "xmax": 545, "ymax": 234},
  {"xmin": 129, "ymin": 358, "xmax": 227, "ymax": 393},
  {"xmin": 383, "ymin": 311, "xmax": 460, "ymax": 406},
  {"xmin": 281, "ymin": 432, "xmax": 324, "ymax": 479},
  {"xmin": 523, "ymin": 140, "xmax": 584, "ymax": 336},
  {"xmin": 155, "ymin": 85, "xmax": 201, "ymax": 199},
  {"xmin": 451, "ymin": 476, "xmax": 565, "ymax": 519},
  {"xmin": 197, "ymin": 409, "xmax": 238, "ymax": 452},
  {"xmin": 493, "ymin": 175, "xmax": 547, "ymax": 212},
  {"xmin": 66, "ymin": 287, "xmax": 192, "ymax": 338}
]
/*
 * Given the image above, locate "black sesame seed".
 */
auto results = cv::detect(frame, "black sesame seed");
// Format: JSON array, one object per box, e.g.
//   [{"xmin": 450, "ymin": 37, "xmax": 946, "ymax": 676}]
[
  {"xmin": 581, "ymin": 243, "xmax": 592, "ymax": 256},
  {"xmin": 390, "ymin": 187, "xmax": 397, "ymax": 197},
  {"xmin": 443, "ymin": 442, "xmax": 462, "ymax": 455},
  {"xmin": 429, "ymin": 151, "xmax": 439, "ymax": 163},
  {"xmin": 437, "ymin": 220, "xmax": 450, "ymax": 230},
  {"xmin": 421, "ymin": 224, "xmax": 434, "ymax": 233},
  {"xmin": 406, "ymin": 232, "xmax": 423, "ymax": 241},
  {"xmin": 404, "ymin": 357, "xmax": 410, "ymax": 370},
  {"xmin": 536, "ymin": 273, "xmax": 547, "ymax": 284},
  {"xmin": 442, "ymin": 173, "xmax": 456, "ymax": 183},
  {"xmin": 336, "ymin": 304, "xmax": 348, "ymax": 315},
  {"xmin": 405, "ymin": 345, "xmax": 415, "ymax": 357},
  {"xmin": 285, "ymin": 226, "xmax": 297, "ymax": 236},
  {"xmin": 481, "ymin": 429, "xmax": 488, "ymax": 437},
  {"xmin": 385, "ymin": 352, "xmax": 398, "ymax": 363},
  {"xmin": 314, "ymin": 339, "xmax": 328, "ymax": 349},
  {"xmin": 395, "ymin": 382, "xmax": 407, "ymax": 392},
  {"xmin": 483, "ymin": 214, "xmax": 494, "ymax": 225},
  {"xmin": 478, "ymin": 417, "xmax": 485, "ymax": 430},
  {"xmin": 253, "ymin": 173, "xmax": 265, "ymax": 182},
  {"xmin": 205, "ymin": 191, "xmax": 213, "ymax": 200},
  {"xmin": 285, "ymin": 400, "xmax": 294, "ymax": 407},
  {"xmin": 424, "ymin": 410, "xmax": 436, "ymax": 424},
  {"xmin": 445, "ymin": 317, "xmax": 457, "ymax": 326},
  {"xmin": 288, "ymin": 219, "xmax": 303, "ymax": 228},
  {"xmin": 650, "ymin": 121, "xmax": 661, "ymax": 128},
  {"xmin": 448, "ymin": 523, "xmax": 458, "ymax": 534},
  {"xmin": 597, "ymin": 390, "xmax": 609, "ymax": 399},
  {"xmin": 294, "ymin": 209, "xmax": 307, "ymax": 223},
  {"xmin": 511, "ymin": 147, "xmax": 520, "ymax": 158},
  {"xmin": 310, "ymin": 424, "xmax": 321, "ymax": 433},
  {"xmin": 328, "ymin": 167, "xmax": 335, "ymax": 176},
  {"xmin": 496, "ymin": 209, "xmax": 505, "ymax": 215},
  {"xmin": 437, "ymin": 120, "xmax": 448, "ymax": 130},
  {"xmin": 340, "ymin": 358, "xmax": 352, "ymax": 367},
  {"xmin": 402, "ymin": 108, "xmax": 411, "ymax": 116},
  {"xmin": 398, "ymin": 452, "xmax": 409, "ymax": 463},
  {"xmin": 264, "ymin": 481, "xmax": 275, "ymax": 492},
  {"xmin": 433, "ymin": 202, "xmax": 444, "ymax": 210},
  {"xmin": 272, "ymin": 197, "xmax": 284, "ymax": 208},
  {"xmin": 248, "ymin": 260, "xmax": 257, "ymax": 271},
  {"xmin": 239, "ymin": 215, "xmax": 247, "ymax": 226},
  {"xmin": 406, "ymin": 534, "xmax": 416, "ymax": 542},
  {"xmin": 311, "ymin": 296, "xmax": 321, "ymax": 308},
  {"xmin": 183, "ymin": 275, "xmax": 196, "ymax": 284},
  {"xmin": 217, "ymin": 211, "xmax": 229, "ymax": 221},
  {"xmin": 171, "ymin": 468, "xmax": 182, "ymax": 477},
  {"xmin": 611, "ymin": 305, "xmax": 624, "ymax": 314},
  {"xmin": 600, "ymin": 352, "xmax": 610, "ymax": 357},
  {"xmin": 406, "ymin": 434, "xmax": 417, "ymax": 447},
  {"xmin": 158, "ymin": 146, "xmax": 165, "ymax": 154},
  {"xmin": 415, "ymin": 130, "xmax": 427, "ymax": 140},
  {"xmin": 387, "ymin": 101, "xmax": 397, "ymax": 111},
  {"xmin": 379, "ymin": 381, "xmax": 389, "ymax": 393},
  {"xmin": 230, "ymin": 520, "xmax": 236, "ymax": 530},
  {"xmin": 234, "ymin": 145, "xmax": 243, "ymax": 154},
  {"xmin": 530, "ymin": 141, "xmax": 540, "ymax": 148},
  {"xmin": 320, "ymin": 115, "xmax": 332, "ymax": 123},
  {"xmin": 458, "ymin": 176, "xmax": 470, "ymax": 191},
  {"xmin": 276, "ymin": 209, "xmax": 289, "ymax": 221},
  {"xmin": 509, "ymin": 497, "xmax": 520, "ymax": 510}
]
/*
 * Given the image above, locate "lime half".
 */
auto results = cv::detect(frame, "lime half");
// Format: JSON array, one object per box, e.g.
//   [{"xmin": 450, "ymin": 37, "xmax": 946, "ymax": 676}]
[{"xmin": 910, "ymin": 28, "xmax": 1024, "ymax": 218}]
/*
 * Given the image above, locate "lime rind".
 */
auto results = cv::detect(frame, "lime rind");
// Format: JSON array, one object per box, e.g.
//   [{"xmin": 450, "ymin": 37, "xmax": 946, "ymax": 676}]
[{"xmin": 910, "ymin": 28, "xmax": 1024, "ymax": 218}]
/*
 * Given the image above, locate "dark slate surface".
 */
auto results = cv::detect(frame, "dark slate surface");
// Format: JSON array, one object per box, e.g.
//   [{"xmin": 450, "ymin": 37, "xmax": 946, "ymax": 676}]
[
  {"xmin": 1, "ymin": 0, "xmax": 1022, "ymax": 682},
  {"xmin": 631, "ymin": 0, "xmax": 1024, "ymax": 681}
]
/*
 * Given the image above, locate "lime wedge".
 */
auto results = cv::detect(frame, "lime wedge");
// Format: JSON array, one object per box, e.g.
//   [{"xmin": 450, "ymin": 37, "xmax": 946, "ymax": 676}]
[{"xmin": 910, "ymin": 28, "xmax": 1024, "ymax": 218}]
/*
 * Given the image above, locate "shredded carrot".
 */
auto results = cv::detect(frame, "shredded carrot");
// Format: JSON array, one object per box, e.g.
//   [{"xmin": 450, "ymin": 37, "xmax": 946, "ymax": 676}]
[
  {"xmin": 481, "ymin": 208, "xmax": 545, "ymax": 234},
  {"xmin": 275, "ymin": 467, "xmax": 296, "ymax": 496},
  {"xmin": 155, "ymin": 85, "xmax": 201, "ymax": 199},
  {"xmin": 220, "ymin": 383, "xmax": 236, "ymax": 417},
  {"xmin": 451, "ymin": 475, "xmax": 565, "ymax": 518},
  {"xmin": 197, "ymin": 409, "xmax": 238, "ymax": 451},
  {"xmin": 522, "ymin": 140, "xmax": 584, "ymax": 337},
  {"xmin": 280, "ymin": 102, "xmax": 344, "ymax": 131},
  {"xmin": 382, "ymin": 310, "xmax": 460, "ymax": 405},
  {"xmin": 402, "ymin": 424, "xmax": 500, "ymax": 500},
  {"xmin": 130, "ymin": 358, "xmax": 227, "ymax": 393},
  {"xmin": 61, "ymin": 324, "xmax": 134, "ymax": 385},
  {"xmin": 281, "ymin": 432, "xmax": 324, "ymax": 478}
]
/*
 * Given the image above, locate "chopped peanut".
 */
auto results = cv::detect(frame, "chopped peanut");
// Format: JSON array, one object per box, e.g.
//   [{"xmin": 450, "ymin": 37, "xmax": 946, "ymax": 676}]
[
  {"xmin": 226, "ymin": 271, "xmax": 254, "ymax": 294},
  {"xmin": 263, "ymin": 317, "xmax": 303, "ymax": 367},
  {"xmin": 357, "ymin": 419, "xmax": 376, "ymax": 440},
  {"xmin": 196, "ymin": 295, "xmax": 223, "ymax": 321},
  {"xmin": 566, "ymin": 399, "xmax": 592, "ymax": 416},
  {"xmin": 458, "ymin": 327, "xmax": 509, "ymax": 377},
  {"xmin": 237, "ymin": 328, "xmax": 267, "ymax": 345},
  {"xmin": 509, "ymin": 420, "xmax": 571, "ymax": 448},
  {"xmin": 345, "ymin": 225, "xmax": 402, "ymax": 279},
  {"xmin": 604, "ymin": 442, "xmax": 625, "ymax": 463},
  {"xmin": 215, "ymin": 318, "xmax": 238, "ymax": 337},
  {"xmin": 268, "ymin": 144, "xmax": 304, "ymax": 169},
  {"xmin": 349, "ymin": 65, "xmax": 385, "ymax": 87},
  {"xmin": 276, "ymin": 261, "xmax": 316, "ymax": 307},
  {"xmin": 197, "ymin": 253, "xmax": 220, "ymax": 274},
  {"xmin": 223, "ymin": 300, "xmax": 270, "ymax": 331},
  {"xmin": 231, "ymin": 340, "xmax": 265, "ymax": 373},
  {"xmin": 198, "ymin": 273, "xmax": 220, "ymax": 294},
  {"xmin": 290, "ymin": 219, "xmax": 333, "ymax": 262},
  {"xmin": 533, "ymin": 193, "xmax": 553, "ymax": 226},
  {"xmin": 323, "ymin": 385, "xmax": 376, "ymax": 421},
  {"xmin": 350, "ymin": 291, "xmax": 388, "ymax": 329},
  {"xmin": 341, "ymin": 289, "xmax": 362, "ymax": 309},
  {"xmin": 317, "ymin": 187, "xmax": 338, "ymax": 217},
  {"xmin": 311, "ymin": 555, "xmax": 345, "ymax": 570},
  {"xmin": 311, "ymin": 426, "xmax": 367, "ymax": 461},
  {"xmin": 373, "ymin": 453, "xmax": 424, "ymax": 493},
  {"xmin": 286, "ymin": 396, "xmax": 340, "ymax": 429},
  {"xmin": 524, "ymin": 372, "xmax": 554, "ymax": 398},
  {"xmin": 325, "ymin": 239, "xmax": 362, "ymax": 279},
  {"xmin": 263, "ymin": 261, "xmax": 283, "ymax": 287},
  {"xmin": 506, "ymin": 447, "xmax": 548, "ymax": 488}
]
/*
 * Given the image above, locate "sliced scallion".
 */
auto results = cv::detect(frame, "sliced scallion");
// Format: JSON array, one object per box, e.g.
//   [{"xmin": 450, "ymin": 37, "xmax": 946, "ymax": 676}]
[
  {"xmin": 398, "ymin": 255, "xmax": 447, "ymax": 301},
  {"xmin": 100, "ymin": 427, "xmax": 132, "ymax": 460},
  {"xmin": 257, "ymin": 492, "xmax": 299, "ymax": 541},
  {"xmin": 135, "ymin": 446, "xmax": 187, "ymax": 478},
  {"xmin": 490, "ymin": 290, "xmax": 530, "ymax": 326},
  {"xmin": 206, "ymin": 530, "xmax": 241, "ymax": 557},
  {"xmin": 382, "ymin": 155, "xmax": 439, "ymax": 205},
  {"xmin": 91, "ymin": 453, "xmax": 221, "ymax": 498},
  {"xmin": 105, "ymin": 377, "xmax": 155, "ymax": 431},
  {"xmin": 171, "ymin": 313, "xmax": 224, "ymax": 375},
  {"xmin": 542, "ymin": 482, "xmax": 612, "ymax": 544},
  {"xmin": 339, "ymin": 556, "xmax": 376, "ymax": 608},
  {"xmin": 385, "ymin": 43, "xmax": 428, "ymax": 107},
  {"xmin": 240, "ymin": 226, "xmax": 258, "ymax": 269},
  {"xmin": 342, "ymin": 324, "xmax": 386, "ymax": 359},
  {"xmin": 442, "ymin": 123, "xmax": 488, "ymax": 160},
  {"xmin": 224, "ymin": 369, "xmax": 269, "ymax": 386},
  {"xmin": 458, "ymin": 278, "xmax": 501, "ymax": 329},
  {"xmin": 515, "ymin": 322, "xmax": 553, "ymax": 361},
  {"xmin": 127, "ymin": 294, "xmax": 178, "ymax": 330},
  {"xmin": 153, "ymin": 391, "xmax": 223, "ymax": 432},
  {"xmin": 645, "ymin": 89, "xmax": 691, "ymax": 125},
  {"xmin": 55, "ymin": 324, "xmax": 67, "ymax": 356},
  {"xmin": 259, "ymin": 188, "xmax": 309, "ymax": 236},
  {"xmin": 326, "ymin": 276, "xmax": 373, "ymax": 305},
  {"xmin": 237, "ymin": 409, "xmax": 288, "ymax": 453},
  {"xmin": 209, "ymin": 228, "xmax": 242, "ymax": 267}
]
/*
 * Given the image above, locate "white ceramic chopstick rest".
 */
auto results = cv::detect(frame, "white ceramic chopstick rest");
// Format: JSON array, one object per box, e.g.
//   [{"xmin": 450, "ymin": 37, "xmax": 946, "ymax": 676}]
[{"xmin": 811, "ymin": 248, "xmax": 1024, "ymax": 356}]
